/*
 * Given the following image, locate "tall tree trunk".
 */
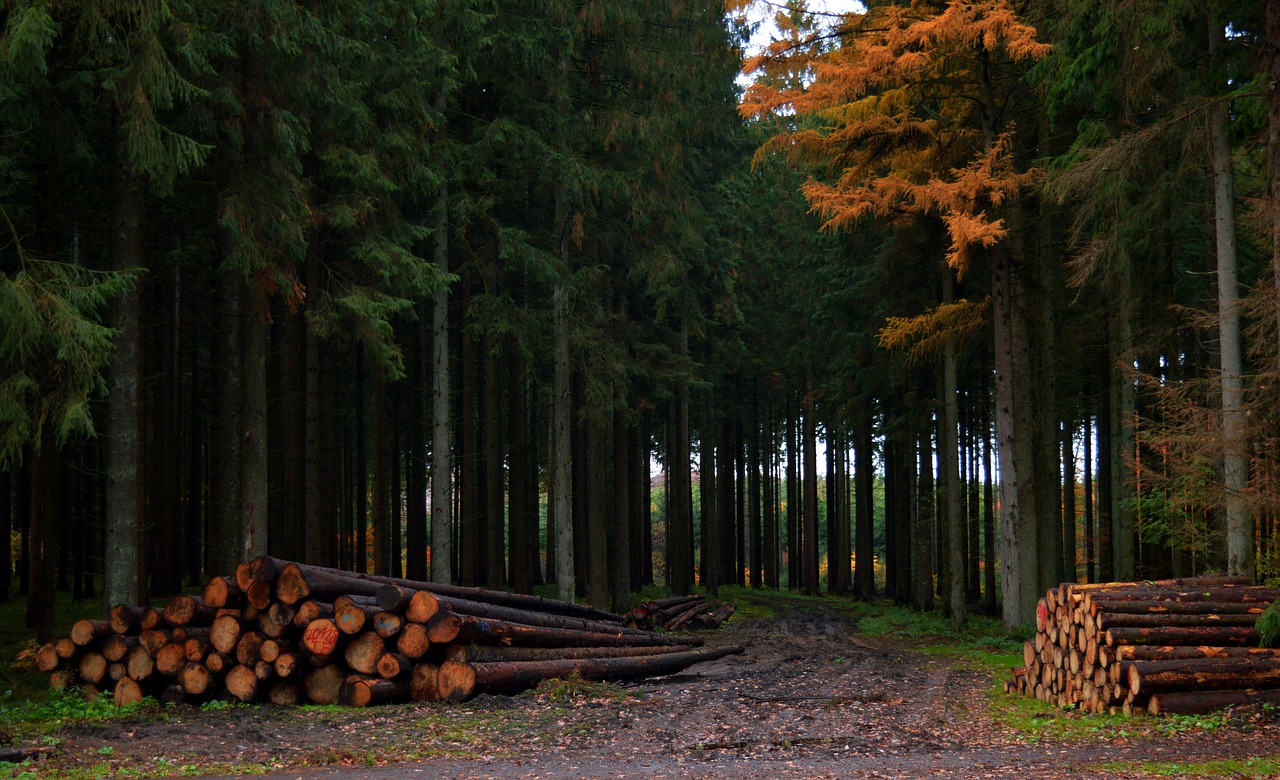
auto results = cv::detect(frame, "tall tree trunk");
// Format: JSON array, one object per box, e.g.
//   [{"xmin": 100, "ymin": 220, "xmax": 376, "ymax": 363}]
[
  {"xmin": 586, "ymin": 416, "xmax": 609, "ymax": 610},
  {"xmin": 240, "ymin": 285, "xmax": 269, "ymax": 562},
  {"xmin": 105, "ymin": 162, "xmax": 144, "ymax": 609},
  {"xmin": 981, "ymin": 375, "xmax": 997, "ymax": 613},
  {"xmin": 430, "ymin": 125, "xmax": 453, "ymax": 584},
  {"xmin": 304, "ymin": 250, "xmax": 332, "ymax": 567},
  {"xmin": 717, "ymin": 414, "xmax": 735, "ymax": 588},
  {"xmin": 914, "ymin": 425, "xmax": 935, "ymax": 612},
  {"xmin": 1209, "ymin": 15, "xmax": 1252, "ymax": 579},
  {"xmin": 1270, "ymin": 0, "xmax": 1280, "ymax": 371},
  {"xmin": 786, "ymin": 399, "xmax": 799, "ymax": 590},
  {"xmin": 700, "ymin": 395, "xmax": 718, "ymax": 593},
  {"xmin": 854, "ymin": 406, "xmax": 875, "ymax": 598},
  {"xmin": 1097, "ymin": 362, "xmax": 1115, "ymax": 582},
  {"xmin": 610, "ymin": 402, "xmax": 631, "ymax": 610},
  {"xmin": 668, "ymin": 323, "xmax": 694, "ymax": 595},
  {"xmin": 1084, "ymin": 412, "xmax": 1095, "ymax": 583},
  {"xmin": 26, "ymin": 428, "xmax": 58, "ymax": 640},
  {"xmin": 210, "ymin": 269, "xmax": 242, "ymax": 577},
  {"xmin": 749, "ymin": 409, "xmax": 763, "ymax": 589},
  {"xmin": 406, "ymin": 310, "xmax": 428, "ymax": 582},
  {"xmin": 484, "ymin": 349, "xmax": 505, "ymax": 588},
  {"xmin": 552, "ymin": 282, "xmax": 574, "ymax": 602},
  {"xmin": 802, "ymin": 400, "xmax": 819, "ymax": 596},
  {"xmin": 1110, "ymin": 294, "xmax": 1136, "ymax": 581},
  {"xmin": 459, "ymin": 321, "xmax": 480, "ymax": 586},
  {"xmin": 508, "ymin": 352, "xmax": 531, "ymax": 593},
  {"xmin": 762, "ymin": 400, "xmax": 778, "ymax": 590},
  {"xmin": 372, "ymin": 370, "xmax": 389, "ymax": 576},
  {"xmin": 353, "ymin": 349, "xmax": 367, "ymax": 572},
  {"xmin": 0, "ymin": 470, "xmax": 11, "ymax": 602},
  {"xmin": 941, "ymin": 270, "xmax": 965, "ymax": 624},
  {"xmin": 1063, "ymin": 420, "xmax": 1077, "ymax": 581}
]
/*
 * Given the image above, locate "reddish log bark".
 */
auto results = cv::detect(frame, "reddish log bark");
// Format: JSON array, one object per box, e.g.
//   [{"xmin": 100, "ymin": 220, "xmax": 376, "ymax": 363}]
[
  {"xmin": 340, "ymin": 675, "xmax": 408, "ymax": 707},
  {"xmin": 103, "ymin": 634, "xmax": 139, "ymax": 663},
  {"xmin": 1149, "ymin": 688, "xmax": 1280, "ymax": 715},
  {"xmin": 376, "ymin": 653, "xmax": 412, "ymax": 679},
  {"xmin": 442, "ymin": 643, "xmax": 707, "ymax": 664},
  {"xmin": 203, "ymin": 575, "xmax": 245, "ymax": 608},
  {"xmin": 1128, "ymin": 657, "xmax": 1280, "ymax": 696},
  {"xmin": 71, "ymin": 619, "xmax": 111, "ymax": 646},
  {"xmin": 437, "ymin": 645, "xmax": 744, "ymax": 701},
  {"xmin": 164, "ymin": 594, "xmax": 219, "ymax": 626},
  {"xmin": 36, "ymin": 643, "xmax": 61, "ymax": 672},
  {"xmin": 409, "ymin": 663, "xmax": 441, "ymax": 701},
  {"xmin": 1105, "ymin": 626, "xmax": 1258, "ymax": 647},
  {"xmin": 236, "ymin": 631, "xmax": 267, "ymax": 666},
  {"xmin": 425, "ymin": 611, "xmax": 699, "ymax": 649},
  {"xmin": 407, "ymin": 591, "xmax": 651, "ymax": 637}
]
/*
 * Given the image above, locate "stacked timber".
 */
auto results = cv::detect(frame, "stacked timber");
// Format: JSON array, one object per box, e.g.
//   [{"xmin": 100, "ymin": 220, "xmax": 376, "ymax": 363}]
[
  {"xmin": 35, "ymin": 557, "xmax": 743, "ymax": 708},
  {"xmin": 1004, "ymin": 576, "xmax": 1280, "ymax": 715},
  {"xmin": 625, "ymin": 595, "xmax": 735, "ymax": 631}
]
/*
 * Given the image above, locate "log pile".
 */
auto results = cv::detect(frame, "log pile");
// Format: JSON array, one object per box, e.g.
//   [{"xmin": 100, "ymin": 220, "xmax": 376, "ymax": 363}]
[
  {"xmin": 1004, "ymin": 576, "xmax": 1280, "ymax": 715},
  {"xmin": 36, "ymin": 557, "xmax": 743, "ymax": 708},
  {"xmin": 624, "ymin": 595, "xmax": 735, "ymax": 632}
]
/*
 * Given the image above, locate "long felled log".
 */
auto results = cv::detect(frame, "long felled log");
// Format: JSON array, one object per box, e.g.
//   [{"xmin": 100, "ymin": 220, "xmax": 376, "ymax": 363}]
[
  {"xmin": 1090, "ymin": 600, "xmax": 1267, "ymax": 616},
  {"xmin": 426, "ymin": 611, "xmax": 702, "ymax": 649},
  {"xmin": 406, "ymin": 590, "xmax": 657, "ymax": 637},
  {"xmin": 1105, "ymin": 626, "xmax": 1258, "ymax": 647},
  {"xmin": 1096, "ymin": 612, "xmax": 1259, "ymax": 630},
  {"xmin": 1085, "ymin": 587, "xmax": 1280, "ymax": 612},
  {"xmin": 164, "ymin": 594, "xmax": 219, "ymax": 626},
  {"xmin": 1148, "ymin": 688, "xmax": 1280, "ymax": 715},
  {"xmin": 438, "ymin": 645, "xmax": 744, "ymax": 701},
  {"xmin": 203, "ymin": 575, "xmax": 245, "ymax": 609},
  {"xmin": 443, "ymin": 643, "xmax": 704, "ymax": 664},
  {"xmin": 273, "ymin": 559, "xmax": 620, "ymax": 623},
  {"xmin": 340, "ymin": 675, "xmax": 408, "ymax": 707},
  {"xmin": 1109, "ymin": 645, "xmax": 1280, "ymax": 663},
  {"xmin": 1128, "ymin": 657, "xmax": 1280, "ymax": 697},
  {"xmin": 71, "ymin": 619, "xmax": 111, "ymax": 646}
]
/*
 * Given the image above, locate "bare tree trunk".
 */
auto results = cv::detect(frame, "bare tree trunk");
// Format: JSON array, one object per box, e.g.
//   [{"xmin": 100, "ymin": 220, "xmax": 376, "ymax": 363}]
[
  {"xmin": 1209, "ymin": 15, "xmax": 1252, "ymax": 579},
  {"xmin": 508, "ymin": 352, "xmax": 531, "ymax": 594},
  {"xmin": 372, "ymin": 371, "xmax": 389, "ymax": 576},
  {"xmin": 240, "ymin": 286, "xmax": 269, "ymax": 562},
  {"xmin": 668, "ymin": 322, "xmax": 694, "ymax": 594},
  {"xmin": 942, "ymin": 269, "xmax": 965, "ymax": 625},
  {"xmin": 786, "ymin": 399, "xmax": 799, "ymax": 590},
  {"xmin": 611, "ymin": 403, "xmax": 631, "ymax": 610},
  {"xmin": 105, "ymin": 160, "xmax": 143, "ymax": 609},
  {"xmin": 1270, "ymin": 0, "xmax": 1280, "ymax": 371},
  {"xmin": 552, "ymin": 282, "xmax": 573, "ymax": 602},
  {"xmin": 430, "ymin": 115, "xmax": 453, "ymax": 583},
  {"xmin": 1111, "ymin": 295, "xmax": 1136, "ymax": 581},
  {"xmin": 914, "ymin": 424, "xmax": 935, "ymax": 613},
  {"xmin": 211, "ymin": 268, "xmax": 242, "ymax": 576},
  {"xmin": 1063, "ymin": 421, "xmax": 1077, "ymax": 581},
  {"xmin": 304, "ymin": 250, "xmax": 331, "ymax": 567},
  {"xmin": 484, "ymin": 350, "xmax": 505, "ymax": 588},
  {"xmin": 802, "ymin": 401, "xmax": 819, "ymax": 596}
]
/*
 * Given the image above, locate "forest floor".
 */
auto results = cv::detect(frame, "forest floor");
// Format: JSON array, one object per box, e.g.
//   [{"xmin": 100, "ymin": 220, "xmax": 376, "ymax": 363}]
[{"xmin": 4, "ymin": 590, "xmax": 1280, "ymax": 779}]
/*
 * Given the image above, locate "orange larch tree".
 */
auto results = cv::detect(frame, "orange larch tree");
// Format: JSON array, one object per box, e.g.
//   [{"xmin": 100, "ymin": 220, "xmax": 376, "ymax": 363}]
[{"xmin": 738, "ymin": 0, "xmax": 1050, "ymax": 627}]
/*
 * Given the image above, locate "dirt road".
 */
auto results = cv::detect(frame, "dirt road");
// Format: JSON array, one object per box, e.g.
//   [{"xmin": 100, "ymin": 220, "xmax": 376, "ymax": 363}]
[{"xmin": 36, "ymin": 598, "xmax": 1280, "ymax": 779}]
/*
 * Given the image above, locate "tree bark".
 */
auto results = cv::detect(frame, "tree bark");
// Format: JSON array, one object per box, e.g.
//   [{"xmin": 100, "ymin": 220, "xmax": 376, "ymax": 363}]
[
  {"xmin": 437, "ymin": 646, "xmax": 742, "ymax": 702},
  {"xmin": 1208, "ymin": 15, "xmax": 1252, "ymax": 580},
  {"xmin": 802, "ymin": 400, "xmax": 819, "ymax": 596},
  {"xmin": 240, "ymin": 283, "xmax": 269, "ymax": 562},
  {"xmin": 430, "ymin": 95, "xmax": 453, "ymax": 583},
  {"xmin": 552, "ymin": 282, "xmax": 573, "ymax": 602},
  {"xmin": 941, "ymin": 268, "xmax": 965, "ymax": 625},
  {"xmin": 105, "ymin": 161, "xmax": 144, "ymax": 610}
]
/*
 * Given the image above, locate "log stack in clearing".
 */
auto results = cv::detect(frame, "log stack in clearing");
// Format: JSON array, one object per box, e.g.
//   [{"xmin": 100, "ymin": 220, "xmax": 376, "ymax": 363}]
[
  {"xmin": 36, "ymin": 558, "xmax": 743, "ymax": 708},
  {"xmin": 1004, "ymin": 576, "xmax": 1280, "ymax": 715}
]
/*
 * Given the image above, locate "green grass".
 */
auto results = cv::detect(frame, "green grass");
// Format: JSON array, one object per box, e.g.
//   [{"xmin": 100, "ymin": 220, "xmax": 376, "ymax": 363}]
[{"xmin": 1093, "ymin": 755, "xmax": 1280, "ymax": 778}]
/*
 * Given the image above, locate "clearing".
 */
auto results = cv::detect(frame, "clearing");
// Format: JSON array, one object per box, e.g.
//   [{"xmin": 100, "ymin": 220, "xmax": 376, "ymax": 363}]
[{"xmin": 4, "ymin": 591, "xmax": 1280, "ymax": 779}]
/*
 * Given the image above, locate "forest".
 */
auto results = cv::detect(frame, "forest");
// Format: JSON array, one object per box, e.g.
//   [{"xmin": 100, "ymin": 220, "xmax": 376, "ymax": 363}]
[{"xmin": 0, "ymin": 0, "xmax": 1277, "ymax": 642}]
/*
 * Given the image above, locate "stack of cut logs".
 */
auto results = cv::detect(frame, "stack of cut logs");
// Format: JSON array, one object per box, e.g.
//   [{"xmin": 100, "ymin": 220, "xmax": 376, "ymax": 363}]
[
  {"xmin": 36, "ymin": 557, "xmax": 743, "ymax": 708},
  {"xmin": 624, "ymin": 595, "xmax": 735, "ymax": 632},
  {"xmin": 1005, "ymin": 576, "xmax": 1280, "ymax": 715}
]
